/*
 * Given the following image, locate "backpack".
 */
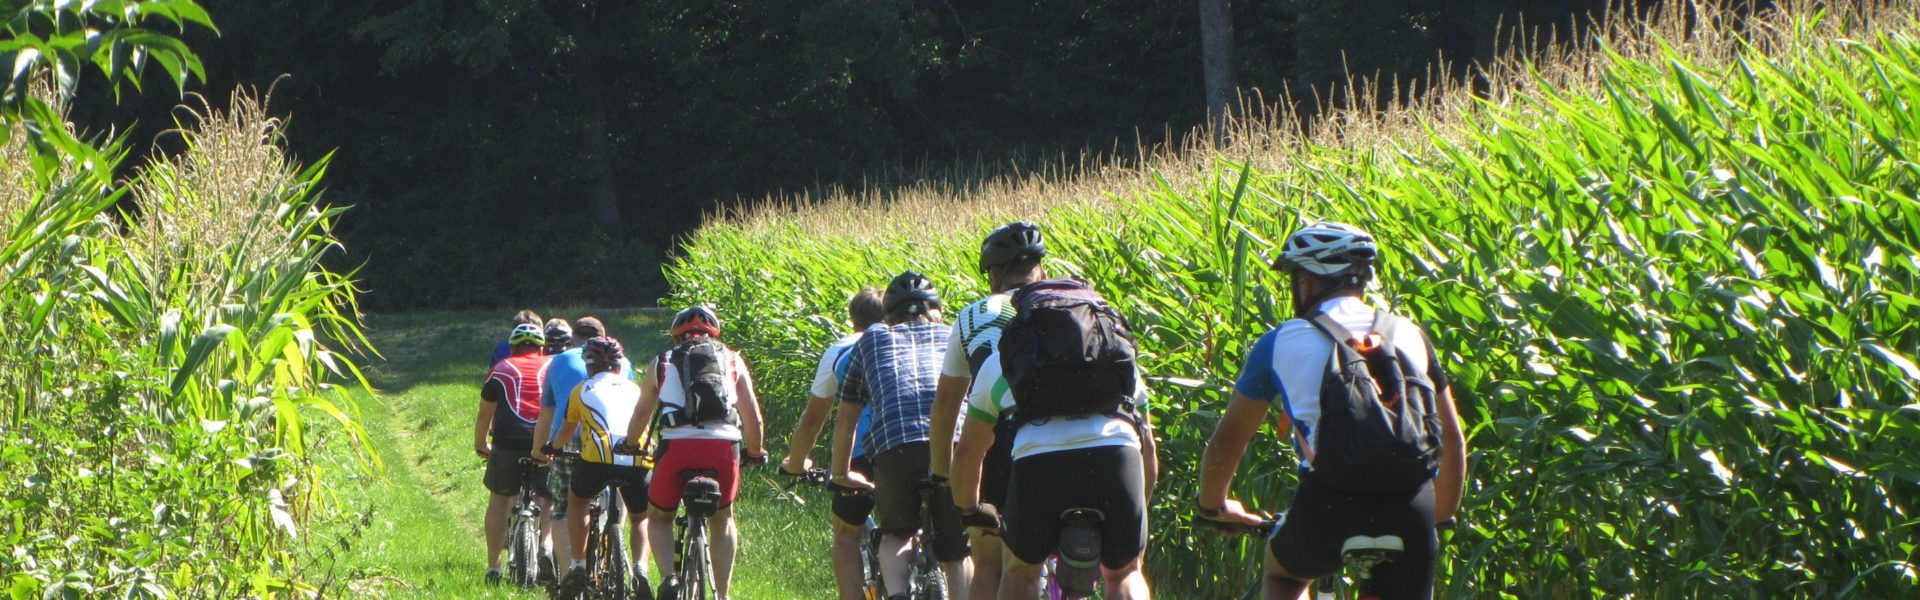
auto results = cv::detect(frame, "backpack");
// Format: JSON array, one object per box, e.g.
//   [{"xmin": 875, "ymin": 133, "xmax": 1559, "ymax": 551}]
[
  {"xmin": 1303, "ymin": 310, "xmax": 1443, "ymax": 495},
  {"xmin": 999, "ymin": 278, "xmax": 1139, "ymax": 423},
  {"xmin": 665, "ymin": 336, "xmax": 737, "ymax": 427}
]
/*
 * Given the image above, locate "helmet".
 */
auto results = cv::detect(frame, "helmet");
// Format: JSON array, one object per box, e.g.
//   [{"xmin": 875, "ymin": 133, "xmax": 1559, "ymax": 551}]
[
  {"xmin": 671, "ymin": 306, "xmax": 721, "ymax": 339},
  {"xmin": 508, "ymin": 323, "xmax": 546, "ymax": 347},
  {"xmin": 544, "ymin": 319, "xmax": 573, "ymax": 347},
  {"xmin": 884, "ymin": 271, "xmax": 941, "ymax": 314},
  {"xmin": 1271, "ymin": 221, "xmax": 1377, "ymax": 281},
  {"xmin": 978, "ymin": 221, "xmax": 1046, "ymax": 272},
  {"xmin": 582, "ymin": 336, "xmax": 625, "ymax": 368}
]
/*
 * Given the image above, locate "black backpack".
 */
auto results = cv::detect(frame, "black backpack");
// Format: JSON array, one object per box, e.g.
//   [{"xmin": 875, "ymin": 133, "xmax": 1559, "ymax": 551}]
[
  {"xmin": 999, "ymin": 278, "xmax": 1138, "ymax": 423},
  {"xmin": 1303, "ymin": 310, "xmax": 1443, "ymax": 495},
  {"xmin": 666, "ymin": 336, "xmax": 737, "ymax": 427}
]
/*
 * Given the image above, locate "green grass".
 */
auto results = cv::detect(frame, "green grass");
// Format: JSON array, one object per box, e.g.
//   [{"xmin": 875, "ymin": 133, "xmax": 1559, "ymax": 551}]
[{"xmin": 315, "ymin": 309, "xmax": 839, "ymax": 598}]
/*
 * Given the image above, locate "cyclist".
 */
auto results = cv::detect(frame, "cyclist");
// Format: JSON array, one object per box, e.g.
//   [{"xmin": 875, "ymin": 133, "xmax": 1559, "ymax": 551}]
[
  {"xmin": 624, "ymin": 306, "xmax": 768, "ymax": 600},
  {"xmin": 543, "ymin": 318, "xmax": 573, "ymax": 355},
  {"xmin": 545, "ymin": 336, "xmax": 653, "ymax": 598},
  {"xmin": 832, "ymin": 272, "xmax": 972, "ymax": 600},
  {"xmin": 950, "ymin": 342, "xmax": 1158, "ymax": 599},
  {"xmin": 490, "ymin": 309, "xmax": 543, "ymax": 367},
  {"xmin": 779, "ymin": 288, "xmax": 886, "ymax": 600},
  {"xmin": 475, "ymin": 323, "xmax": 553, "ymax": 585},
  {"xmin": 928, "ymin": 221, "xmax": 1047, "ymax": 600},
  {"xmin": 533, "ymin": 317, "xmax": 635, "ymax": 575},
  {"xmin": 1195, "ymin": 222, "xmax": 1468, "ymax": 600}
]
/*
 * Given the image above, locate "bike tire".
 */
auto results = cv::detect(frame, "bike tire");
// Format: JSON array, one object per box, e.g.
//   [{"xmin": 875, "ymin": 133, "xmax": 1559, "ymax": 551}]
[
  {"xmin": 600, "ymin": 520, "xmax": 629, "ymax": 600},
  {"xmin": 912, "ymin": 538, "xmax": 947, "ymax": 600},
  {"xmin": 504, "ymin": 510, "xmax": 531, "ymax": 587}
]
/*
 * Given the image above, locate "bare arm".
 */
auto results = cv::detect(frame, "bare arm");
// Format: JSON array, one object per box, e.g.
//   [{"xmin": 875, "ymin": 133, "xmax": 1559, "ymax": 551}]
[
  {"xmin": 829, "ymin": 400, "xmax": 867, "ymax": 488},
  {"xmin": 1137, "ymin": 411, "xmax": 1159, "ymax": 496},
  {"xmin": 625, "ymin": 369, "xmax": 661, "ymax": 450},
  {"xmin": 1196, "ymin": 392, "xmax": 1271, "ymax": 524},
  {"xmin": 928, "ymin": 374, "xmax": 970, "ymax": 477},
  {"xmin": 1434, "ymin": 387, "xmax": 1468, "ymax": 523},
  {"xmin": 783, "ymin": 394, "xmax": 834, "ymax": 473},
  {"xmin": 951, "ymin": 417, "xmax": 995, "ymax": 509},
  {"xmin": 737, "ymin": 370, "xmax": 765, "ymax": 456},
  {"xmin": 474, "ymin": 401, "xmax": 495, "ymax": 458},
  {"xmin": 531, "ymin": 406, "xmax": 554, "ymax": 452}
]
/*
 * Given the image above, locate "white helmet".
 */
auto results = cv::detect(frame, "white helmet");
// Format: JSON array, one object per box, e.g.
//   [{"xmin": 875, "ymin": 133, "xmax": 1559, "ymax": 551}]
[{"xmin": 1271, "ymin": 221, "xmax": 1377, "ymax": 281}]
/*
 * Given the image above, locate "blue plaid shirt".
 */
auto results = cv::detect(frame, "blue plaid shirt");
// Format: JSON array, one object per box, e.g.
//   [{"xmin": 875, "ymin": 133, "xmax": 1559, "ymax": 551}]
[{"xmin": 838, "ymin": 321, "xmax": 953, "ymax": 456}]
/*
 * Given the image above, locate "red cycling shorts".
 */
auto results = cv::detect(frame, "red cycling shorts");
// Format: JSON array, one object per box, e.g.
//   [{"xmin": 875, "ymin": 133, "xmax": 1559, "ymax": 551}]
[{"xmin": 648, "ymin": 438, "xmax": 741, "ymax": 511}]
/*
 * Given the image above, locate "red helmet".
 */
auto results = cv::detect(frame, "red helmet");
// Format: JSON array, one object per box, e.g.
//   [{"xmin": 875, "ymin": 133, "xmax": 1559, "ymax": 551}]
[{"xmin": 671, "ymin": 306, "xmax": 720, "ymax": 339}]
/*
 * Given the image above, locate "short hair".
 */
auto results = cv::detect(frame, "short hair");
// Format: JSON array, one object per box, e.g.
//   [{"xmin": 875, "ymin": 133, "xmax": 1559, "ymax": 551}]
[
  {"xmin": 848, "ymin": 288, "xmax": 885, "ymax": 329},
  {"xmin": 512, "ymin": 309, "xmax": 543, "ymax": 326},
  {"xmin": 988, "ymin": 255, "xmax": 1044, "ymax": 281}
]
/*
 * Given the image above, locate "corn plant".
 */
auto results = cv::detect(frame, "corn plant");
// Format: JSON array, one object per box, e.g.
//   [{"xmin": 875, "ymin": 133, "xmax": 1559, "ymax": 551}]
[{"xmin": 665, "ymin": 2, "xmax": 1920, "ymax": 596}]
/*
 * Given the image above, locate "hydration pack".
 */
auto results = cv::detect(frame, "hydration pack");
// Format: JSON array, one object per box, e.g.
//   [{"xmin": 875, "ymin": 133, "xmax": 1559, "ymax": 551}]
[
  {"xmin": 665, "ymin": 336, "xmax": 737, "ymax": 427},
  {"xmin": 1304, "ymin": 310, "xmax": 1442, "ymax": 495},
  {"xmin": 999, "ymin": 278, "xmax": 1138, "ymax": 424}
]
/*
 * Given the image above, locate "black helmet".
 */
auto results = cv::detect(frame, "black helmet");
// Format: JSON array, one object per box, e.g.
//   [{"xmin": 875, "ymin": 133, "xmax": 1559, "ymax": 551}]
[
  {"xmin": 884, "ymin": 271, "xmax": 942, "ymax": 314},
  {"xmin": 978, "ymin": 221, "xmax": 1047, "ymax": 272}
]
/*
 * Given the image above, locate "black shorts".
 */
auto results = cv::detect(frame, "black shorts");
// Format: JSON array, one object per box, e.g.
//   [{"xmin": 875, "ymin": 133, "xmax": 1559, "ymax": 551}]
[
  {"xmin": 832, "ymin": 456, "xmax": 876, "ymax": 527},
  {"xmin": 871, "ymin": 442, "xmax": 969, "ymax": 561},
  {"xmin": 980, "ymin": 416, "xmax": 1017, "ymax": 509},
  {"xmin": 1002, "ymin": 445, "xmax": 1146, "ymax": 569},
  {"xmin": 570, "ymin": 461, "xmax": 651, "ymax": 516},
  {"xmin": 484, "ymin": 447, "xmax": 552, "ymax": 498},
  {"xmin": 1269, "ymin": 476, "xmax": 1437, "ymax": 600}
]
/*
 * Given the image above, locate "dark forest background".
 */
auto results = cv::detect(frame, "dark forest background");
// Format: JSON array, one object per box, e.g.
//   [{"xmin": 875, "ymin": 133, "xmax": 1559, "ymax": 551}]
[{"xmin": 65, "ymin": 0, "xmax": 1657, "ymax": 310}]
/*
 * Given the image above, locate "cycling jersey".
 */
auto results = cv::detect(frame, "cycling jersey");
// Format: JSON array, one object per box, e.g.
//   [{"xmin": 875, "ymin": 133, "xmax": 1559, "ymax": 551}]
[
  {"xmin": 483, "ymin": 348, "xmax": 549, "ymax": 450},
  {"xmin": 565, "ymin": 371, "xmax": 643, "ymax": 466},
  {"xmin": 1233, "ymin": 296, "xmax": 1449, "ymax": 470},
  {"xmin": 964, "ymin": 350, "xmax": 1149, "ymax": 459},
  {"xmin": 820, "ymin": 334, "xmax": 874, "ymax": 458},
  {"xmin": 838, "ymin": 321, "xmax": 953, "ymax": 457},
  {"xmin": 542, "ymin": 348, "xmax": 634, "ymax": 442},
  {"xmin": 656, "ymin": 346, "xmax": 753, "ymax": 442},
  {"xmin": 941, "ymin": 293, "xmax": 1015, "ymax": 378}
]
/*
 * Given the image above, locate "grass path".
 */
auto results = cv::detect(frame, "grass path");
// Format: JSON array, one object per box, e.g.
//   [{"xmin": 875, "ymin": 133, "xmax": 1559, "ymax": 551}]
[{"xmin": 316, "ymin": 309, "xmax": 839, "ymax": 598}]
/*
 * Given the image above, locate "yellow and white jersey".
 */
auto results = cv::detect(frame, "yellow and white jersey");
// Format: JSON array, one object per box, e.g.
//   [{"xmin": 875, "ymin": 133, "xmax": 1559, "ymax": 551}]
[{"xmin": 566, "ymin": 371, "xmax": 642, "ymax": 466}]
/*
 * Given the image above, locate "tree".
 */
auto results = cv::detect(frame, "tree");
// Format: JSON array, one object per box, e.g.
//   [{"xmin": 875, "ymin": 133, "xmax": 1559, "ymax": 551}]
[{"xmin": 1199, "ymin": 0, "xmax": 1235, "ymax": 135}]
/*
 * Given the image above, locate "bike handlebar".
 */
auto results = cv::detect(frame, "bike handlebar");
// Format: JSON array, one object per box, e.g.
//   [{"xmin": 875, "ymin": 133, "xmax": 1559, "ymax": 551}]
[{"xmin": 779, "ymin": 467, "xmax": 869, "ymax": 496}]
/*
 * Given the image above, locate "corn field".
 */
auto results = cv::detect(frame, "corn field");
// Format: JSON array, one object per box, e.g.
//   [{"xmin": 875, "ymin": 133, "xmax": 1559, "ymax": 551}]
[{"xmin": 665, "ymin": 2, "xmax": 1920, "ymax": 597}]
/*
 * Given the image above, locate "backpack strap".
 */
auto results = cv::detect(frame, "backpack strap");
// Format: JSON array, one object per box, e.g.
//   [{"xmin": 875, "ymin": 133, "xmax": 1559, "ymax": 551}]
[{"xmin": 1306, "ymin": 311, "xmax": 1360, "ymax": 345}]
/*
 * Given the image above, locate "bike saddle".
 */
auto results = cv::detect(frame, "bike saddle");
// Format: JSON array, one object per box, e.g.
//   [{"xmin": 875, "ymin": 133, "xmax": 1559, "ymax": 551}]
[
  {"xmin": 1059, "ymin": 508, "xmax": 1106, "ymax": 525},
  {"xmin": 683, "ymin": 474, "xmax": 724, "ymax": 517},
  {"xmin": 1339, "ymin": 535, "xmax": 1404, "ymax": 554}
]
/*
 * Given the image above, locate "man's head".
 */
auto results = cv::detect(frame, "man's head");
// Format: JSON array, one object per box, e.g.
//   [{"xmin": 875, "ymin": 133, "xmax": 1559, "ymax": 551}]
[
  {"xmin": 670, "ymin": 306, "xmax": 721, "ymax": 342},
  {"xmin": 507, "ymin": 323, "xmax": 546, "ymax": 351},
  {"xmin": 848, "ymin": 287, "xmax": 885, "ymax": 330},
  {"xmin": 572, "ymin": 316, "xmax": 607, "ymax": 345},
  {"xmin": 979, "ymin": 221, "xmax": 1048, "ymax": 293},
  {"xmin": 883, "ymin": 271, "xmax": 942, "ymax": 324},
  {"xmin": 512, "ymin": 309, "xmax": 543, "ymax": 327},
  {"xmin": 1271, "ymin": 221, "xmax": 1377, "ymax": 316},
  {"xmin": 543, "ymin": 318, "xmax": 573, "ymax": 353},
  {"xmin": 582, "ymin": 336, "xmax": 625, "ymax": 376}
]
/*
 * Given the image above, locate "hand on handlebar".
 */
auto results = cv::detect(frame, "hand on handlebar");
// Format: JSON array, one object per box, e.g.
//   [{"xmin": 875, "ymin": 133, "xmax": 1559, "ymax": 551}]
[
  {"xmin": 1195, "ymin": 498, "xmax": 1272, "ymax": 535},
  {"xmin": 611, "ymin": 440, "xmax": 646, "ymax": 457},
  {"xmin": 533, "ymin": 444, "xmax": 556, "ymax": 465},
  {"xmin": 959, "ymin": 503, "xmax": 1002, "ymax": 532},
  {"xmin": 741, "ymin": 448, "xmax": 769, "ymax": 466}
]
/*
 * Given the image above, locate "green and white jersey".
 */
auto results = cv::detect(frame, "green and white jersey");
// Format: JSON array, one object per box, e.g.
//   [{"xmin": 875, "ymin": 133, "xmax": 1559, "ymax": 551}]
[
  {"xmin": 964, "ymin": 350, "xmax": 1149, "ymax": 460},
  {"xmin": 942, "ymin": 293, "xmax": 1017, "ymax": 378}
]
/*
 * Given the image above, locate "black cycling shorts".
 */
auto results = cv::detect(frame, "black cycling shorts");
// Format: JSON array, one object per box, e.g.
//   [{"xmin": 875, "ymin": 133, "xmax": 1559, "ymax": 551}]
[
  {"xmin": 979, "ymin": 416, "xmax": 1017, "ymax": 509},
  {"xmin": 1002, "ymin": 445, "xmax": 1147, "ymax": 569},
  {"xmin": 1269, "ymin": 476, "xmax": 1437, "ymax": 600},
  {"xmin": 832, "ymin": 456, "xmax": 876, "ymax": 527},
  {"xmin": 569, "ymin": 460, "xmax": 651, "ymax": 516},
  {"xmin": 872, "ymin": 442, "xmax": 970, "ymax": 561},
  {"xmin": 484, "ymin": 447, "xmax": 552, "ymax": 498}
]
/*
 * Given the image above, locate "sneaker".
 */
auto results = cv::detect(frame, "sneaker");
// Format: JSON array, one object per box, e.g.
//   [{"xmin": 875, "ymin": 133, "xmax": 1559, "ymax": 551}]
[
  {"xmin": 656, "ymin": 576, "xmax": 680, "ymax": 600},
  {"xmin": 537, "ymin": 554, "xmax": 556, "ymax": 584},
  {"xmin": 484, "ymin": 569, "xmax": 502, "ymax": 587},
  {"xmin": 560, "ymin": 566, "xmax": 588, "ymax": 597},
  {"xmin": 631, "ymin": 572, "xmax": 654, "ymax": 600}
]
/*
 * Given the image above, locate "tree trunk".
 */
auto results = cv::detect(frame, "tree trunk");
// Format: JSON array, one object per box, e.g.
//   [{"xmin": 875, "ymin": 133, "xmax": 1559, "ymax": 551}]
[{"xmin": 1198, "ymin": 0, "xmax": 1235, "ymax": 137}]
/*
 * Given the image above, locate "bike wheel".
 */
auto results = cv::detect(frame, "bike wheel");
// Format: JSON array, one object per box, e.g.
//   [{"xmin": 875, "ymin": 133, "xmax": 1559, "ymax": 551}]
[
  {"xmin": 679, "ymin": 518, "xmax": 711, "ymax": 600},
  {"xmin": 521, "ymin": 511, "xmax": 546, "ymax": 587},
  {"xmin": 912, "ymin": 538, "xmax": 947, "ymax": 600},
  {"xmin": 599, "ymin": 522, "xmax": 629, "ymax": 600}
]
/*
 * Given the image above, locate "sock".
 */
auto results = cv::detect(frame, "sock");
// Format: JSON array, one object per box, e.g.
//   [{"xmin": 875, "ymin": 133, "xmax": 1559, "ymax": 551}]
[
  {"xmin": 633, "ymin": 560, "xmax": 649, "ymax": 579},
  {"xmin": 570, "ymin": 559, "xmax": 586, "ymax": 570}
]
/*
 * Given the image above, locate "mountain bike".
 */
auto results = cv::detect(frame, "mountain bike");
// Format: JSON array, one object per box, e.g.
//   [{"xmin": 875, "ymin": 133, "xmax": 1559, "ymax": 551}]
[
  {"xmin": 783, "ymin": 467, "xmax": 885, "ymax": 600},
  {"xmin": 905, "ymin": 478, "xmax": 950, "ymax": 600},
  {"xmin": 504, "ymin": 456, "xmax": 550, "ymax": 590},
  {"xmin": 553, "ymin": 451, "xmax": 634, "ymax": 600}
]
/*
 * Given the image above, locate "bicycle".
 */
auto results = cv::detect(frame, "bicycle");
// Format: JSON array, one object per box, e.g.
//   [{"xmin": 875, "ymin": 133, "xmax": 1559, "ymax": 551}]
[
  {"xmin": 1195, "ymin": 511, "xmax": 1454, "ymax": 600},
  {"xmin": 503, "ymin": 456, "xmax": 550, "ymax": 590},
  {"xmin": 552, "ymin": 450, "xmax": 634, "ymax": 600},
  {"xmin": 782, "ymin": 468, "xmax": 885, "ymax": 600},
  {"xmin": 663, "ymin": 469, "xmax": 722, "ymax": 600},
  {"xmin": 904, "ymin": 478, "xmax": 951, "ymax": 600}
]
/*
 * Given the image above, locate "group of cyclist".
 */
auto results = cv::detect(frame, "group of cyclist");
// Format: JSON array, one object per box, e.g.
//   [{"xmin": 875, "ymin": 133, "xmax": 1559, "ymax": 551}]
[{"xmin": 476, "ymin": 218, "xmax": 1467, "ymax": 600}]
